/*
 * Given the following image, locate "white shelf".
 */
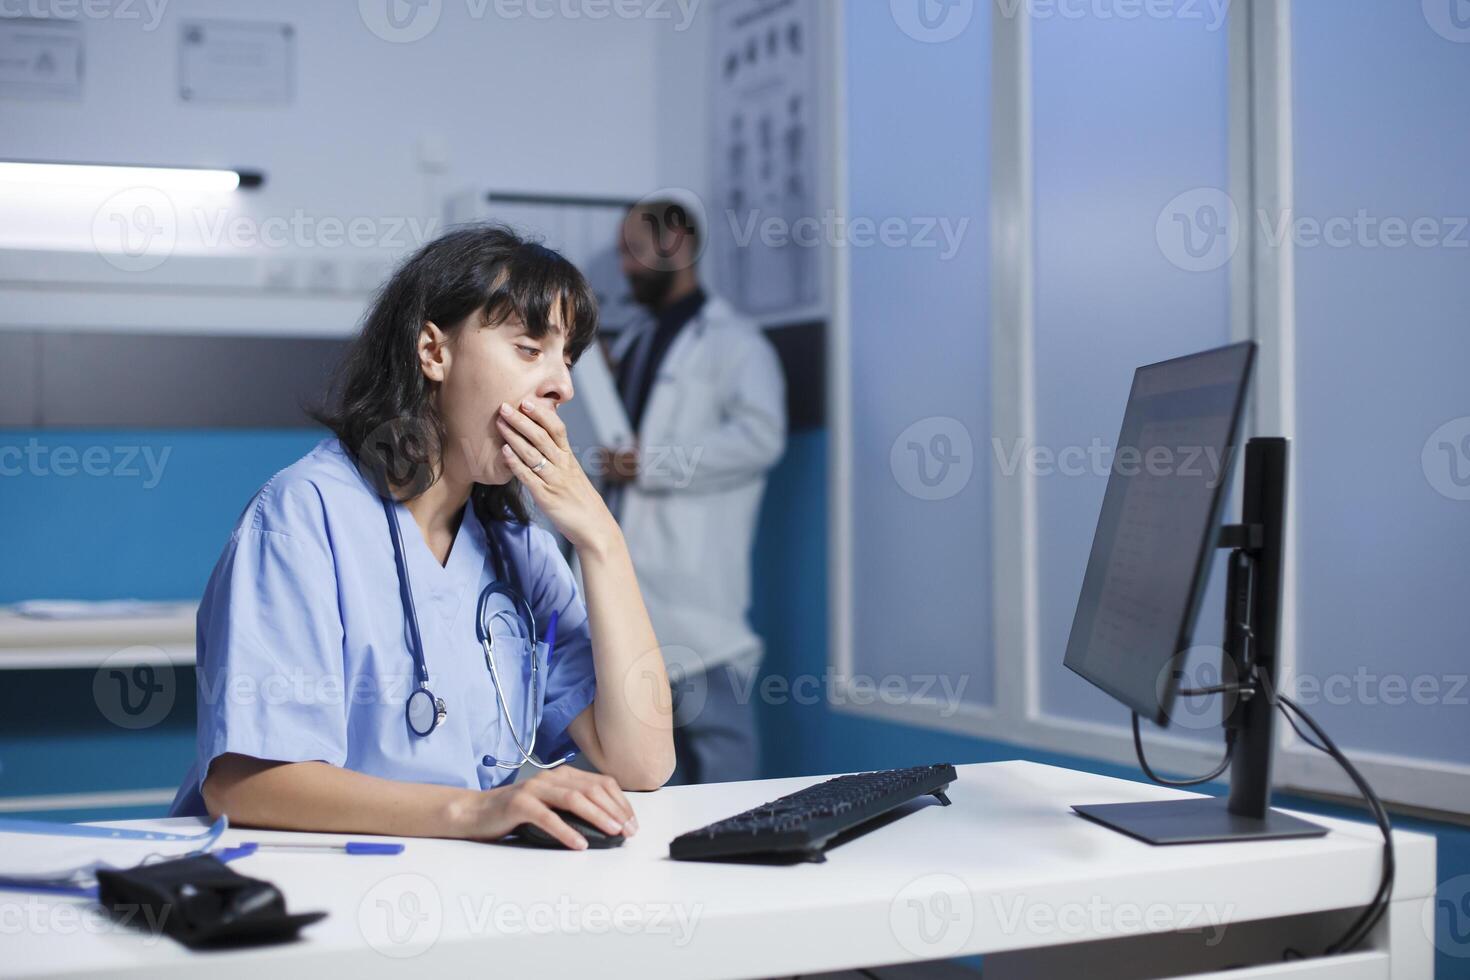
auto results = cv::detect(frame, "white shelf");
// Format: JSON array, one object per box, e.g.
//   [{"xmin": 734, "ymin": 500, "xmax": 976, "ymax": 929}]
[
  {"xmin": 0, "ymin": 248, "xmax": 378, "ymax": 337},
  {"xmin": 0, "ymin": 603, "xmax": 197, "ymax": 670}
]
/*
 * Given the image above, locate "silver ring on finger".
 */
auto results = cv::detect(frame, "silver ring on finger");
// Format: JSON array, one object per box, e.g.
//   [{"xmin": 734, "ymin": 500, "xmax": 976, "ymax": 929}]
[{"xmin": 531, "ymin": 457, "xmax": 548, "ymax": 473}]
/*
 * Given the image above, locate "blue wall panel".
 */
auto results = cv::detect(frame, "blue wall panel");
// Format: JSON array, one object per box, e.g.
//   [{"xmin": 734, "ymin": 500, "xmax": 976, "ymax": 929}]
[
  {"xmin": 0, "ymin": 430, "xmax": 326, "ymax": 603},
  {"xmin": 1030, "ymin": 10, "xmax": 1234, "ymax": 728},
  {"xmin": 1290, "ymin": 1, "xmax": 1470, "ymax": 765},
  {"xmin": 842, "ymin": 0, "xmax": 994, "ymax": 709}
]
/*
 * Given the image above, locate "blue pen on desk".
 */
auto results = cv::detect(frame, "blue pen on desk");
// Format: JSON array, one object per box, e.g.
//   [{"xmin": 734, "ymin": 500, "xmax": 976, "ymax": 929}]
[{"xmin": 235, "ymin": 841, "xmax": 404, "ymax": 856}]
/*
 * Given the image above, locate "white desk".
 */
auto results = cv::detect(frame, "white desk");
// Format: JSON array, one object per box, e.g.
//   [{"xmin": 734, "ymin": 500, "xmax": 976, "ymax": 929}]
[{"xmin": 4, "ymin": 761, "xmax": 1436, "ymax": 979}]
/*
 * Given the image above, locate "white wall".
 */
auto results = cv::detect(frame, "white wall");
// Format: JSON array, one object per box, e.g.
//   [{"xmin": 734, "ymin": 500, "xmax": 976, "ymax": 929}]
[
  {"xmin": 653, "ymin": 0, "xmax": 713, "ymax": 194},
  {"xmin": 2, "ymin": 0, "xmax": 666, "ymax": 214},
  {"xmin": 0, "ymin": 0, "xmax": 672, "ymax": 329},
  {"xmin": 0, "ymin": 1, "xmax": 840, "ymax": 333}
]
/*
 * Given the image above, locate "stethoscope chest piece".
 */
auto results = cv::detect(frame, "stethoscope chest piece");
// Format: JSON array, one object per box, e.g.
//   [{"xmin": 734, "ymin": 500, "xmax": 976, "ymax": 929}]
[{"xmin": 406, "ymin": 686, "xmax": 447, "ymax": 736}]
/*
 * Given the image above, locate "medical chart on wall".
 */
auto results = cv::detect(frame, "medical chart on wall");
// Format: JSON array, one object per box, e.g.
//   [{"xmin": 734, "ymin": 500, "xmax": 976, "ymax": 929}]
[{"xmin": 711, "ymin": 0, "xmax": 821, "ymax": 317}]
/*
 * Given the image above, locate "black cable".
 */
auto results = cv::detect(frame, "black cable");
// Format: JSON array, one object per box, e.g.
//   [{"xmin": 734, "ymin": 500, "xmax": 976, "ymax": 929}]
[
  {"xmin": 1131, "ymin": 711, "xmax": 1235, "ymax": 786},
  {"xmin": 1273, "ymin": 691, "xmax": 1394, "ymax": 956},
  {"xmin": 1134, "ymin": 684, "xmax": 1394, "ymax": 959},
  {"xmin": 1131, "ymin": 553, "xmax": 1257, "ymax": 788},
  {"xmin": 1136, "ymin": 547, "xmax": 1391, "ymax": 958},
  {"xmin": 1179, "ymin": 682, "xmax": 1253, "ymax": 697},
  {"xmin": 1274, "ymin": 696, "xmax": 1330, "ymax": 754}
]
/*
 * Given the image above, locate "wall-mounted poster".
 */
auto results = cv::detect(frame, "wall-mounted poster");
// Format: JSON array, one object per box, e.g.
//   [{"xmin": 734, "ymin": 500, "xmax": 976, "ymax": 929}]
[
  {"xmin": 0, "ymin": 18, "xmax": 83, "ymax": 100},
  {"xmin": 711, "ymin": 0, "xmax": 821, "ymax": 318},
  {"xmin": 179, "ymin": 20, "xmax": 294, "ymax": 105}
]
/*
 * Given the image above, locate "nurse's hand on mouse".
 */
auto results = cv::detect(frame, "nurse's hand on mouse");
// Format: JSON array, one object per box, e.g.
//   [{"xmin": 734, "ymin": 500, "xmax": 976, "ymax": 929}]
[
  {"xmin": 496, "ymin": 399, "xmax": 620, "ymax": 556},
  {"xmin": 462, "ymin": 765, "xmax": 638, "ymax": 850}
]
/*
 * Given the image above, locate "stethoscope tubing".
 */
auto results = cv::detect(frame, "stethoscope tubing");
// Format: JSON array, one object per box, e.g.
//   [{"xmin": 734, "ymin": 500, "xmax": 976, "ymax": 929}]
[
  {"xmin": 382, "ymin": 497, "xmax": 570, "ymax": 771},
  {"xmin": 383, "ymin": 497, "xmax": 432, "ymax": 688}
]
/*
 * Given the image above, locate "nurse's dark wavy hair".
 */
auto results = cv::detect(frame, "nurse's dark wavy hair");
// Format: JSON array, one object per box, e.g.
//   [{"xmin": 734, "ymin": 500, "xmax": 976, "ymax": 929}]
[{"xmin": 313, "ymin": 224, "xmax": 599, "ymax": 525}]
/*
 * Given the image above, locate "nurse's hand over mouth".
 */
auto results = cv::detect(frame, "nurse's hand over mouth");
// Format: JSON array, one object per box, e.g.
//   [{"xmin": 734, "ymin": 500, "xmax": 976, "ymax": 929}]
[{"xmin": 495, "ymin": 397, "xmax": 616, "ymax": 557}]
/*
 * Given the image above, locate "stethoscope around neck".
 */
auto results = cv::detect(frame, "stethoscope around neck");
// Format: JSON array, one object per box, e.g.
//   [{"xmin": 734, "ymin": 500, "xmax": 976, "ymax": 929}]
[{"xmin": 381, "ymin": 497, "xmax": 573, "ymax": 771}]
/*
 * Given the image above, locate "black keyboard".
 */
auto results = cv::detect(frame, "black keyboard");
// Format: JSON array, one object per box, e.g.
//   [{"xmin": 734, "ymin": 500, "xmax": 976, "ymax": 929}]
[{"xmin": 669, "ymin": 763, "xmax": 957, "ymax": 862}]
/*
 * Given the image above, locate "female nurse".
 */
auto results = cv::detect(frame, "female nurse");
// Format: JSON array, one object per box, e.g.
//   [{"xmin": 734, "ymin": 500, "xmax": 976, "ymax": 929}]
[{"xmin": 168, "ymin": 226, "xmax": 675, "ymax": 850}]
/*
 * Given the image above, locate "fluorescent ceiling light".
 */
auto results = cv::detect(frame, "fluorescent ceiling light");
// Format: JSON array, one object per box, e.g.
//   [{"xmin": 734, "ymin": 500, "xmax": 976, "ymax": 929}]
[{"xmin": 0, "ymin": 162, "xmax": 262, "ymax": 193}]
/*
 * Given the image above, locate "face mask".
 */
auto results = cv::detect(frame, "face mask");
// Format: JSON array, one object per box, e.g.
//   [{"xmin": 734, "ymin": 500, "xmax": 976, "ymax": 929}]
[{"xmin": 627, "ymin": 267, "xmax": 676, "ymax": 309}]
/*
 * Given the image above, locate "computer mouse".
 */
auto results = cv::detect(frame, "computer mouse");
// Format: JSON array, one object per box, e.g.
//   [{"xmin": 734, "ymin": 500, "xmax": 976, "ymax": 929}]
[{"xmin": 513, "ymin": 811, "xmax": 626, "ymax": 849}]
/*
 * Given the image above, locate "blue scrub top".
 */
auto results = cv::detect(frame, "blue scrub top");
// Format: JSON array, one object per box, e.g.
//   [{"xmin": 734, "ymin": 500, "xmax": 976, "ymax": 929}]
[{"xmin": 169, "ymin": 439, "xmax": 597, "ymax": 817}]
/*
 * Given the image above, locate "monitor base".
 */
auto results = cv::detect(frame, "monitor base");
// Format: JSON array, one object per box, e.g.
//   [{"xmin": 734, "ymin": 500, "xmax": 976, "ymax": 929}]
[{"xmin": 1072, "ymin": 797, "xmax": 1328, "ymax": 845}]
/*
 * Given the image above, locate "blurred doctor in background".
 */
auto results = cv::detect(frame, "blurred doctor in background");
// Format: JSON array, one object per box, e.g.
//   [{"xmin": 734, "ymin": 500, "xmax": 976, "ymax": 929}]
[{"xmin": 602, "ymin": 198, "xmax": 786, "ymax": 785}]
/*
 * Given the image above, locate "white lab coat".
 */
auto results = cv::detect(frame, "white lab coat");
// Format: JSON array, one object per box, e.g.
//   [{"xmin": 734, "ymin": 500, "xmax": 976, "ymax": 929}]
[{"xmin": 608, "ymin": 294, "xmax": 786, "ymax": 678}]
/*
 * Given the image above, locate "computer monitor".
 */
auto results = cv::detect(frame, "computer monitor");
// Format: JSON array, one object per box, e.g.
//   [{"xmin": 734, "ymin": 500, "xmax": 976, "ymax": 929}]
[
  {"xmin": 1063, "ymin": 342, "xmax": 1254, "ymax": 725},
  {"xmin": 1063, "ymin": 341, "xmax": 1326, "ymax": 845}
]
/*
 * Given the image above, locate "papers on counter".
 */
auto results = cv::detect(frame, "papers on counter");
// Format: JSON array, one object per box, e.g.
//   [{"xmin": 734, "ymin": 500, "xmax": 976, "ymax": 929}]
[{"xmin": 0, "ymin": 817, "xmax": 227, "ymax": 891}]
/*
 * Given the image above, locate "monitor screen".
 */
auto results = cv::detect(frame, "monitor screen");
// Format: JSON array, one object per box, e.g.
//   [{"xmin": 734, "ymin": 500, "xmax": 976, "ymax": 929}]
[{"xmin": 1063, "ymin": 342, "xmax": 1256, "ymax": 725}]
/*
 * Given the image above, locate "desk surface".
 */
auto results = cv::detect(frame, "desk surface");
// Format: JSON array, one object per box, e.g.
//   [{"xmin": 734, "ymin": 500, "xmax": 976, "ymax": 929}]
[{"xmin": 4, "ymin": 761, "xmax": 1435, "ymax": 980}]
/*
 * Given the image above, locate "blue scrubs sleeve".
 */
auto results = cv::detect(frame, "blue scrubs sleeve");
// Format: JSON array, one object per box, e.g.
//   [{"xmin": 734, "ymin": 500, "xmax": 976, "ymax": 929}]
[
  {"xmin": 526, "ymin": 528, "xmax": 597, "ymax": 762},
  {"xmin": 193, "ymin": 493, "xmax": 347, "ymax": 793}
]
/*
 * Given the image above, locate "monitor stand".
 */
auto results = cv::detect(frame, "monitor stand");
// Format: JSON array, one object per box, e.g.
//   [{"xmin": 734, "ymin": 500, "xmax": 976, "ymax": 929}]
[{"xmin": 1072, "ymin": 438, "xmax": 1328, "ymax": 846}]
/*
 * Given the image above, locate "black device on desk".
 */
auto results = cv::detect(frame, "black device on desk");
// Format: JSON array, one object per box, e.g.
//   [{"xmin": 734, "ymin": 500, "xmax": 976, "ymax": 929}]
[
  {"xmin": 513, "ymin": 811, "xmax": 625, "ymax": 849},
  {"xmin": 1062, "ymin": 340, "xmax": 1325, "ymax": 844},
  {"xmin": 1063, "ymin": 341, "xmax": 1393, "ymax": 957},
  {"xmin": 669, "ymin": 763, "xmax": 957, "ymax": 862}
]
